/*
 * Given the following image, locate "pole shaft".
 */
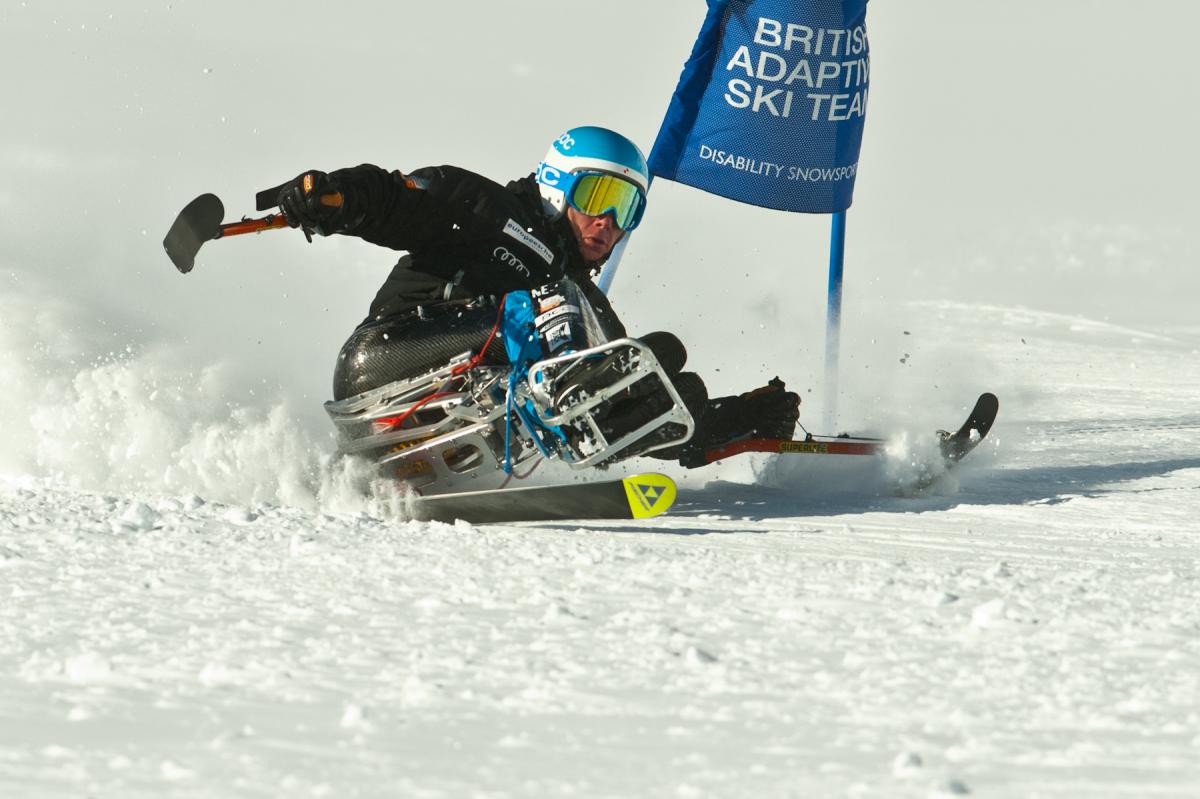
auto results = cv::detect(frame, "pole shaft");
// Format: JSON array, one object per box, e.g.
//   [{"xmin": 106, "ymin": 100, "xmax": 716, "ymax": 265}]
[
  {"xmin": 596, "ymin": 235, "xmax": 630, "ymax": 295},
  {"xmin": 823, "ymin": 211, "xmax": 847, "ymax": 431}
]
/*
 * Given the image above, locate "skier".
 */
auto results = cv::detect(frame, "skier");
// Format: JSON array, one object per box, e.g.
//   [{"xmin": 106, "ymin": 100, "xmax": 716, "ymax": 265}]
[{"xmin": 271, "ymin": 125, "xmax": 800, "ymax": 466}]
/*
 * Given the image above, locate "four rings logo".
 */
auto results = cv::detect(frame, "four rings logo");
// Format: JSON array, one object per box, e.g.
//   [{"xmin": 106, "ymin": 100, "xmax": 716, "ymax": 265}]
[{"xmin": 493, "ymin": 247, "xmax": 530, "ymax": 277}]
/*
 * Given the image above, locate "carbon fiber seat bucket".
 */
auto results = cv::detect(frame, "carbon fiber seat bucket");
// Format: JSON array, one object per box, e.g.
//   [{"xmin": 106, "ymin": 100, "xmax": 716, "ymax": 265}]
[{"xmin": 332, "ymin": 308, "xmax": 508, "ymax": 401}]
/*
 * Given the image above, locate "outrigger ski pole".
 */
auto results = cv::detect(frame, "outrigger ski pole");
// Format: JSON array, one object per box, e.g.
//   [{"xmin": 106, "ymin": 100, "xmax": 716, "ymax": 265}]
[{"xmin": 162, "ymin": 183, "xmax": 342, "ymax": 273}]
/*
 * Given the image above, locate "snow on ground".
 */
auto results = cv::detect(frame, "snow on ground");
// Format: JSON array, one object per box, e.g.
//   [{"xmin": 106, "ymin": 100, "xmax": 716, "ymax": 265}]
[{"xmin": 4, "ymin": 302, "xmax": 1199, "ymax": 798}]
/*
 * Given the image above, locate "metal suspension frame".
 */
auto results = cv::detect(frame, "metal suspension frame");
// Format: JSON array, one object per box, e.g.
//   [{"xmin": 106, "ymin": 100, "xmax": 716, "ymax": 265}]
[
  {"xmin": 323, "ymin": 338, "xmax": 695, "ymax": 492},
  {"xmin": 522, "ymin": 337, "xmax": 694, "ymax": 468}
]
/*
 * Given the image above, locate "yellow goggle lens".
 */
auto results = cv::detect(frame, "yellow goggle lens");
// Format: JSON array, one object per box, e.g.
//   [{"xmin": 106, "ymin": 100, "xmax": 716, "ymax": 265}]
[{"xmin": 569, "ymin": 173, "xmax": 644, "ymax": 230}]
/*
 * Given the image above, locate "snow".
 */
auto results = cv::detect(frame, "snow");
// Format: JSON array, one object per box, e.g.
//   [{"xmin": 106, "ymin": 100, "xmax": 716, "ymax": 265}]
[
  {"xmin": 4, "ymin": 2, "xmax": 1200, "ymax": 797},
  {"xmin": 5, "ymin": 303, "xmax": 1199, "ymax": 797}
]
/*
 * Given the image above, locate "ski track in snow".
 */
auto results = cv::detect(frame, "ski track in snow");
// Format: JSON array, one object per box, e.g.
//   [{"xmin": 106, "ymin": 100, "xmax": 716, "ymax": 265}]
[{"xmin": 3, "ymin": 303, "xmax": 1200, "ymax": 798}]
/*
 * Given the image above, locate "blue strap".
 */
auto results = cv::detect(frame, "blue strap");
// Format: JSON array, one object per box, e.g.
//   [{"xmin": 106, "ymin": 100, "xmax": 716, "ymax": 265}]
[
  {"xmin": 503, "ymin": 377, "xmax": 514, "ymax": 474},
  {"xmin": 500, "ymin": 291, "xmax": 541, "ymax": 373},
  {"xmin": 498, "ymin": 290, "xmax": 571, "ymax": 468},
  {"xmin": 500, "ymin": 292, "xmax": 537, "ymax": 473}
]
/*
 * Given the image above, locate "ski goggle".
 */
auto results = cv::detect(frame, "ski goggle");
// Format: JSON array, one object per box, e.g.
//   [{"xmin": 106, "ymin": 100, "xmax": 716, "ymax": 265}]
[{"xmin": 562, "ymin": 171, "xmax": 647, "ymax": 231}]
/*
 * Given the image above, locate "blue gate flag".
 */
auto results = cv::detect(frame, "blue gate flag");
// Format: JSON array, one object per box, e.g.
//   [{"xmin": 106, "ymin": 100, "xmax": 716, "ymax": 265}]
[{"xmin": 649, "ymin": 0, "xmax": 869, "ymax": 214}]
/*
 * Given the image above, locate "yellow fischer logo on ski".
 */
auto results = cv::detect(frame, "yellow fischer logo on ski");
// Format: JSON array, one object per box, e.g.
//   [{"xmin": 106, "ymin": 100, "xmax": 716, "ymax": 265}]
[{"xmin": 621, "ymin": 473, "xmax": 677, "ymax": 519}]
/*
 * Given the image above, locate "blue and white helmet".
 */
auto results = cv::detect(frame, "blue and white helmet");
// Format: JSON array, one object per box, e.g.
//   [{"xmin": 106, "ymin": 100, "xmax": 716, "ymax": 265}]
[{"xmin": 536, "ymin": 126, "xmax": 651, "ymax": 230}]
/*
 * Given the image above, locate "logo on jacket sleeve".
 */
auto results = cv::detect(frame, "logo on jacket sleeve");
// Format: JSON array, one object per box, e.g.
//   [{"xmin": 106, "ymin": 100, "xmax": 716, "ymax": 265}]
[{"xmin": 503, "ymin": 219, "xmax": 555, "ymax": 266}]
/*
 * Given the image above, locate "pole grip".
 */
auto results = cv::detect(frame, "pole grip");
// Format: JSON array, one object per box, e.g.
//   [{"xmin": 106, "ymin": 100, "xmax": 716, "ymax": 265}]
[
  {"xmin": 255, "ymin": 181, "xmax": 344, "ymax": 211},
  {"xmin": 218, "ymin": 215, "xmax": 290, "ymax": 238},
  {"xmin": 219, "ymin": 192, "xmax": 341, "ymax": 238}
]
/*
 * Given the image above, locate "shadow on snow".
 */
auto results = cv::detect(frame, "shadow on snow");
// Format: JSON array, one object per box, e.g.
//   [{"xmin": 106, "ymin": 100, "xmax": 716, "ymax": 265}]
[{"xmin": 668, "ymin": 458, "xmax": 1200, "ymax": 522}]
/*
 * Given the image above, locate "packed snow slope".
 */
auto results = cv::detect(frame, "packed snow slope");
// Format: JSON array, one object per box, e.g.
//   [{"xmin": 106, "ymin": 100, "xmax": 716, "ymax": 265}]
[
  {"xmin": 3, "ymin": 2, "xmax": 1200, "ymax": 797},
  {"xmin": 5, "ymin": 303, "xmax": 1199, "ymax": 798}
]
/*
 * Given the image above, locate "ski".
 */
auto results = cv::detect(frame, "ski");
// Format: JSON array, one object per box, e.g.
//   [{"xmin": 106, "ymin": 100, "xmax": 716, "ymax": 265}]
[
  {"xmin": 938, "ymin": 391, "xmax": 999, "ymax": 463},
  {"xmin": 411, "ymin": 472, "xmax": 677, "ymax": 524},
  {"xmin": 701, "ymin": 392, "xmax": 999, "ymax": 467}
]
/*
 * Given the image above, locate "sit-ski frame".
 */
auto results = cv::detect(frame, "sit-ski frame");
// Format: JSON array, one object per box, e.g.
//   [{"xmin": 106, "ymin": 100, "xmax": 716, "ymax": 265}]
[{"xmin": 324, "ymin": 338, "xmax": 695, "ymax": 493}]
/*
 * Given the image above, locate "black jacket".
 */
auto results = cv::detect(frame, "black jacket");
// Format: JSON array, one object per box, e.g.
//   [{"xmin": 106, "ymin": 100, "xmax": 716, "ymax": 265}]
[{"xmin": 326, "ymin": 164, "xmax": 627, "ymax": 338}]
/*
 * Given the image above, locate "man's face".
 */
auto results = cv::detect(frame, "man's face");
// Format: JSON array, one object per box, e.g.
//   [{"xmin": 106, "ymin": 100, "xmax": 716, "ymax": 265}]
[{"xmin": 566, "ymin": 206, "xmax": 625, "ymax": 262}]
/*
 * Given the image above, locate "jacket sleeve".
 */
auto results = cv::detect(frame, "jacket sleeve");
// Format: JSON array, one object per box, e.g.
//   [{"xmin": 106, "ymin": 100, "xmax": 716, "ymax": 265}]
[
  {"xmin": 326, "ymin": 164, "xmax": 569, "ymax": 292},
  {"xmin": 326, "ymin": 164, "xmax": 446, "ymax": 252}
]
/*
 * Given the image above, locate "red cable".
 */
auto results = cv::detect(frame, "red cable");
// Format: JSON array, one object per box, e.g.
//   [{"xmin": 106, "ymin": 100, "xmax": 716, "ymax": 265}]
[
  {"xmin": 379, "ymin": 296, "xmax": 511, "ymax": 433},
  {"xmin": 452, "ymin": 295, "xmax": 508, "ymax": 376},
  {"xmin": 384, "ymin": 390, "xmax": 455, "ymax": 431}
]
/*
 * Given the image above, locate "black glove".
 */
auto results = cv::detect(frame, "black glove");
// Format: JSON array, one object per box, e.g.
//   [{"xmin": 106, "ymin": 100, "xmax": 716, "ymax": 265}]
[
  {"xmin": 276, "ymin": 170, "xmax": 344, "ymax": 236},
  {"xmin": 674, "ymin": 378, "xmax": 801, "ymax": 468},
  {"xmin": 691, "ymin": 377, "xmax": 801, "ymax": 451},
  {"xmin": 739, "ymin": 377, "xmax": 801, "ymax": 439}
]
